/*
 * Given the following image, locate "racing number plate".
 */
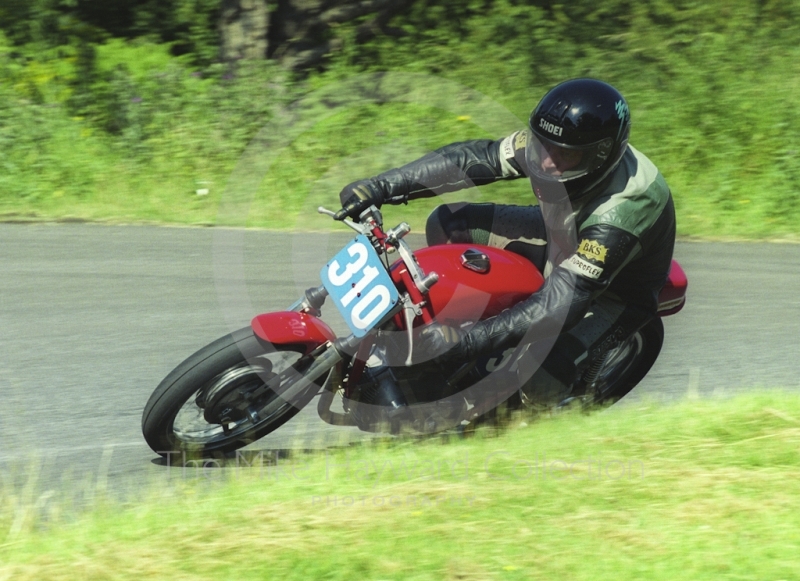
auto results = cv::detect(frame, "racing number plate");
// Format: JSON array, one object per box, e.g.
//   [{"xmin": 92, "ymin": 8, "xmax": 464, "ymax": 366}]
[{"xmin": 321, "ymin": 235, "xmax": 399, "ymax": 337}]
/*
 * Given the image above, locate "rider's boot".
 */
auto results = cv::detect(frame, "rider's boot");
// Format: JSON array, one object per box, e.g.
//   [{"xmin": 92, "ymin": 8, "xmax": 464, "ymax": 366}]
[{"xmin": 371, "ymin": 366, "xmax": 408, "ymax": 410}]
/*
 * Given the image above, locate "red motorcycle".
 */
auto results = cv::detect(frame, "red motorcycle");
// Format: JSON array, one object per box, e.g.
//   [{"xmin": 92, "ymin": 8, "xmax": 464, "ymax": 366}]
[{"xmin": 142, "ymin": 205, "xmax": 687, "ymax": 457}]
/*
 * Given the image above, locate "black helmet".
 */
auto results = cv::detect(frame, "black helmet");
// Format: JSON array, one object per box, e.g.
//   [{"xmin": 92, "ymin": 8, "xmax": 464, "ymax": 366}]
[{"xmin": 526, "ymin": 78, "xmax": 631, "ymax": 201}]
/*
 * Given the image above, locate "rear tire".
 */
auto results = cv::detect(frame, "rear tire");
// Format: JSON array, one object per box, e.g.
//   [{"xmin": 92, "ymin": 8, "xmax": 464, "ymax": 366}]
[
  {"xmin": 142, "ymin": 327, "xmax": 327, "ymax": 458},
  {"xmin": 590, "ymin": 317, "xmax": 664, "ymax": 405}
]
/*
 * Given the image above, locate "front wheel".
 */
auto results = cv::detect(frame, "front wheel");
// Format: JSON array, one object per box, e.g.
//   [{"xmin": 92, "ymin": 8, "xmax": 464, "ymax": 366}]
[{"xmin": 142, "ymin": 328, "xmax": 328, "ymax": 457}]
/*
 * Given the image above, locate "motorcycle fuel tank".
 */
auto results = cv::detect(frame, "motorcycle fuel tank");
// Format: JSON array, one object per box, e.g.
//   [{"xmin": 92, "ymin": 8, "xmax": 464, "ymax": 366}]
[{"xmin": 393, "ymin": 244, "xmax": 544, "ymax": 326}]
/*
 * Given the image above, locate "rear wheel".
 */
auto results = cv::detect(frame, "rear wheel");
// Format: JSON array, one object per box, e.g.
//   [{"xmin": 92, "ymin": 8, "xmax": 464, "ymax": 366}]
[
  {"xmin": 142, "ymin": 327, "xmax": 328, "ymax": 458},
  {"xmin": 589, "ymin": 317, "xmax": 664, "ymax": 405}
]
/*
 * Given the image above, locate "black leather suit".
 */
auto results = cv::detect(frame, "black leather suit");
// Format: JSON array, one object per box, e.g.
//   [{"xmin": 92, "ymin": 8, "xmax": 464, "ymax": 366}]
[{"xmin": 343, "ymin": 131, "xmax": 676, "ymax": 399}]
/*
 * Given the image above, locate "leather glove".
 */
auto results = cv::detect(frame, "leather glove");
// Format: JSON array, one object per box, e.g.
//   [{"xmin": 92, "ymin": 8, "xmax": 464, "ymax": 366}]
[
  {"xmin": 415, "ymin": 323, "xmax": 470, "ymax": 364},
  {"xmin": 334, "ymin": 179, "xmax": 384, "ymax": 221}
]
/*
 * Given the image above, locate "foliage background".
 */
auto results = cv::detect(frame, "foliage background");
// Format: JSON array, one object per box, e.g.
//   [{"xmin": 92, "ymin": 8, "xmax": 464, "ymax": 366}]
[{"xmin": 1, "ymin": 0, "xmax": 799, "ymax": 238}]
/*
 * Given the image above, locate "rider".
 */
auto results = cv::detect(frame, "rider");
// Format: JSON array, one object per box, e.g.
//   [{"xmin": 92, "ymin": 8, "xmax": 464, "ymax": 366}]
[{"xmin": 334, "ymin": 78, "xmax": 676, "ymax": 405}]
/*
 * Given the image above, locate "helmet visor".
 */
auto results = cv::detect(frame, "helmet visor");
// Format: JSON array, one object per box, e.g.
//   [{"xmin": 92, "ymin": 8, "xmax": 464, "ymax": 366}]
[{"xmin": 525, "ymin": 132, "xmax": 615, "ymax": 183}]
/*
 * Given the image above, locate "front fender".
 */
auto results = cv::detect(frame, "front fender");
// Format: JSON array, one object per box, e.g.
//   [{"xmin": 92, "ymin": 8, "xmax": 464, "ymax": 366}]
[{"xmin": 251, "ymin": 312, "xmax": 337, "ymax": 355}]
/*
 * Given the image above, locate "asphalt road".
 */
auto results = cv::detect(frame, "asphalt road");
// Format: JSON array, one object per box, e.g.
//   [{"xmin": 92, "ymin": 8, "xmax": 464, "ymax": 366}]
[{"xmin": 1, "ymin": 223, "xmax": 799, "ymax": 494}]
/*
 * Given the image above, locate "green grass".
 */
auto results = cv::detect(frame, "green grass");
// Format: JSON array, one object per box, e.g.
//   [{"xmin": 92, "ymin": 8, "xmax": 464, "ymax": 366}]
[{"xmin": 3, "ymin": 392, "xmax": 800, "ymax": 580}]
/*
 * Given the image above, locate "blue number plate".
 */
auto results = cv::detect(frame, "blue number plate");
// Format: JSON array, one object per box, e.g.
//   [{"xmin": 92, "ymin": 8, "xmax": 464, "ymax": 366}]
[{"xmin": 321, "ymin": 235, "xmax": 400, "ymax": 337}]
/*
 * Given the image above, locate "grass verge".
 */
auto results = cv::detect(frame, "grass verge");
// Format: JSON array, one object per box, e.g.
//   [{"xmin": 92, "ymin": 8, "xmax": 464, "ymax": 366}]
[{"xmin": 2, "ymin": 392, "xmax": 800, "ymax": 580}]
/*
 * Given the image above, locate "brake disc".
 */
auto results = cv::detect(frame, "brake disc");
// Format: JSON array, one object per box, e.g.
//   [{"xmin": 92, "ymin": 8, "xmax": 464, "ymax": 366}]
[{"xmin": 201, "ymin": 363, "xmax": 273, "ymax": 425}]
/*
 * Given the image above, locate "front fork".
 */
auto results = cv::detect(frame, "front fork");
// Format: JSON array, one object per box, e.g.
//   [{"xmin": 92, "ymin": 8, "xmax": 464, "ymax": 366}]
[
  {"xmin": 287, "ymin": 284, "xmax": 329, "ymax": 317},
  {"xmin": 285, "ymin": 286, "xmax": 361, "ymax": 425},
  {"xmin": 287, "ymin": 284, "xmax": 424, "ymax": 427}
]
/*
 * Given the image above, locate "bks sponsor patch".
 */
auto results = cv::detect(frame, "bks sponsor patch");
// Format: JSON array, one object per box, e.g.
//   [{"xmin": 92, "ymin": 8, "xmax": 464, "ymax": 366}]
[
  {"xmin": 577, "ymin": 239, "xmax": 608, "ymax": 263},
  {"xmin": 513, "ymin": 130, "xmax": 528, "ymax": 150}
]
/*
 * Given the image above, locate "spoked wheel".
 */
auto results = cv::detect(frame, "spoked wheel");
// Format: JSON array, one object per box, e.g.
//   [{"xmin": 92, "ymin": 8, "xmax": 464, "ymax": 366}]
[
  {"xmin": 589, "ymin": 317, "xmax": 664, "ymax": 405},
  {"xmin": 142, "ymin": 327, "xmax": 329, "ymax": 458}
]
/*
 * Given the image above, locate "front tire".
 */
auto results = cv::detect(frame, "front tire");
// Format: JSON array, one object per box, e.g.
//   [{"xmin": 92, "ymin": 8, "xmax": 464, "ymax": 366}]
[{"xmin": 142, "ymin": 327, "xmax": 328, "ymax": 457}]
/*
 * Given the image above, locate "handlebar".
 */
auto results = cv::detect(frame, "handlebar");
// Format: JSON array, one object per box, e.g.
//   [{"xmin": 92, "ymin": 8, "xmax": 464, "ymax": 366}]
[
  {"xmin": 318, "ymin": 204, "xmax": 434, "ymax": 296},
  {"xmin": 317, "ymin": 205, "xmax": 409, "ymax": 246},
  {"xmin": 317, "ymin": 206, "xmax": 366, "ymax": 236}
]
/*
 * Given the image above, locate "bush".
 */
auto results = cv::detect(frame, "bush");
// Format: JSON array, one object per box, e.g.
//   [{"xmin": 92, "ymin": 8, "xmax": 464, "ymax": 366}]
[{"xmin": 0, "ymin": 0, "xmax": 799, "ymax": 236}]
